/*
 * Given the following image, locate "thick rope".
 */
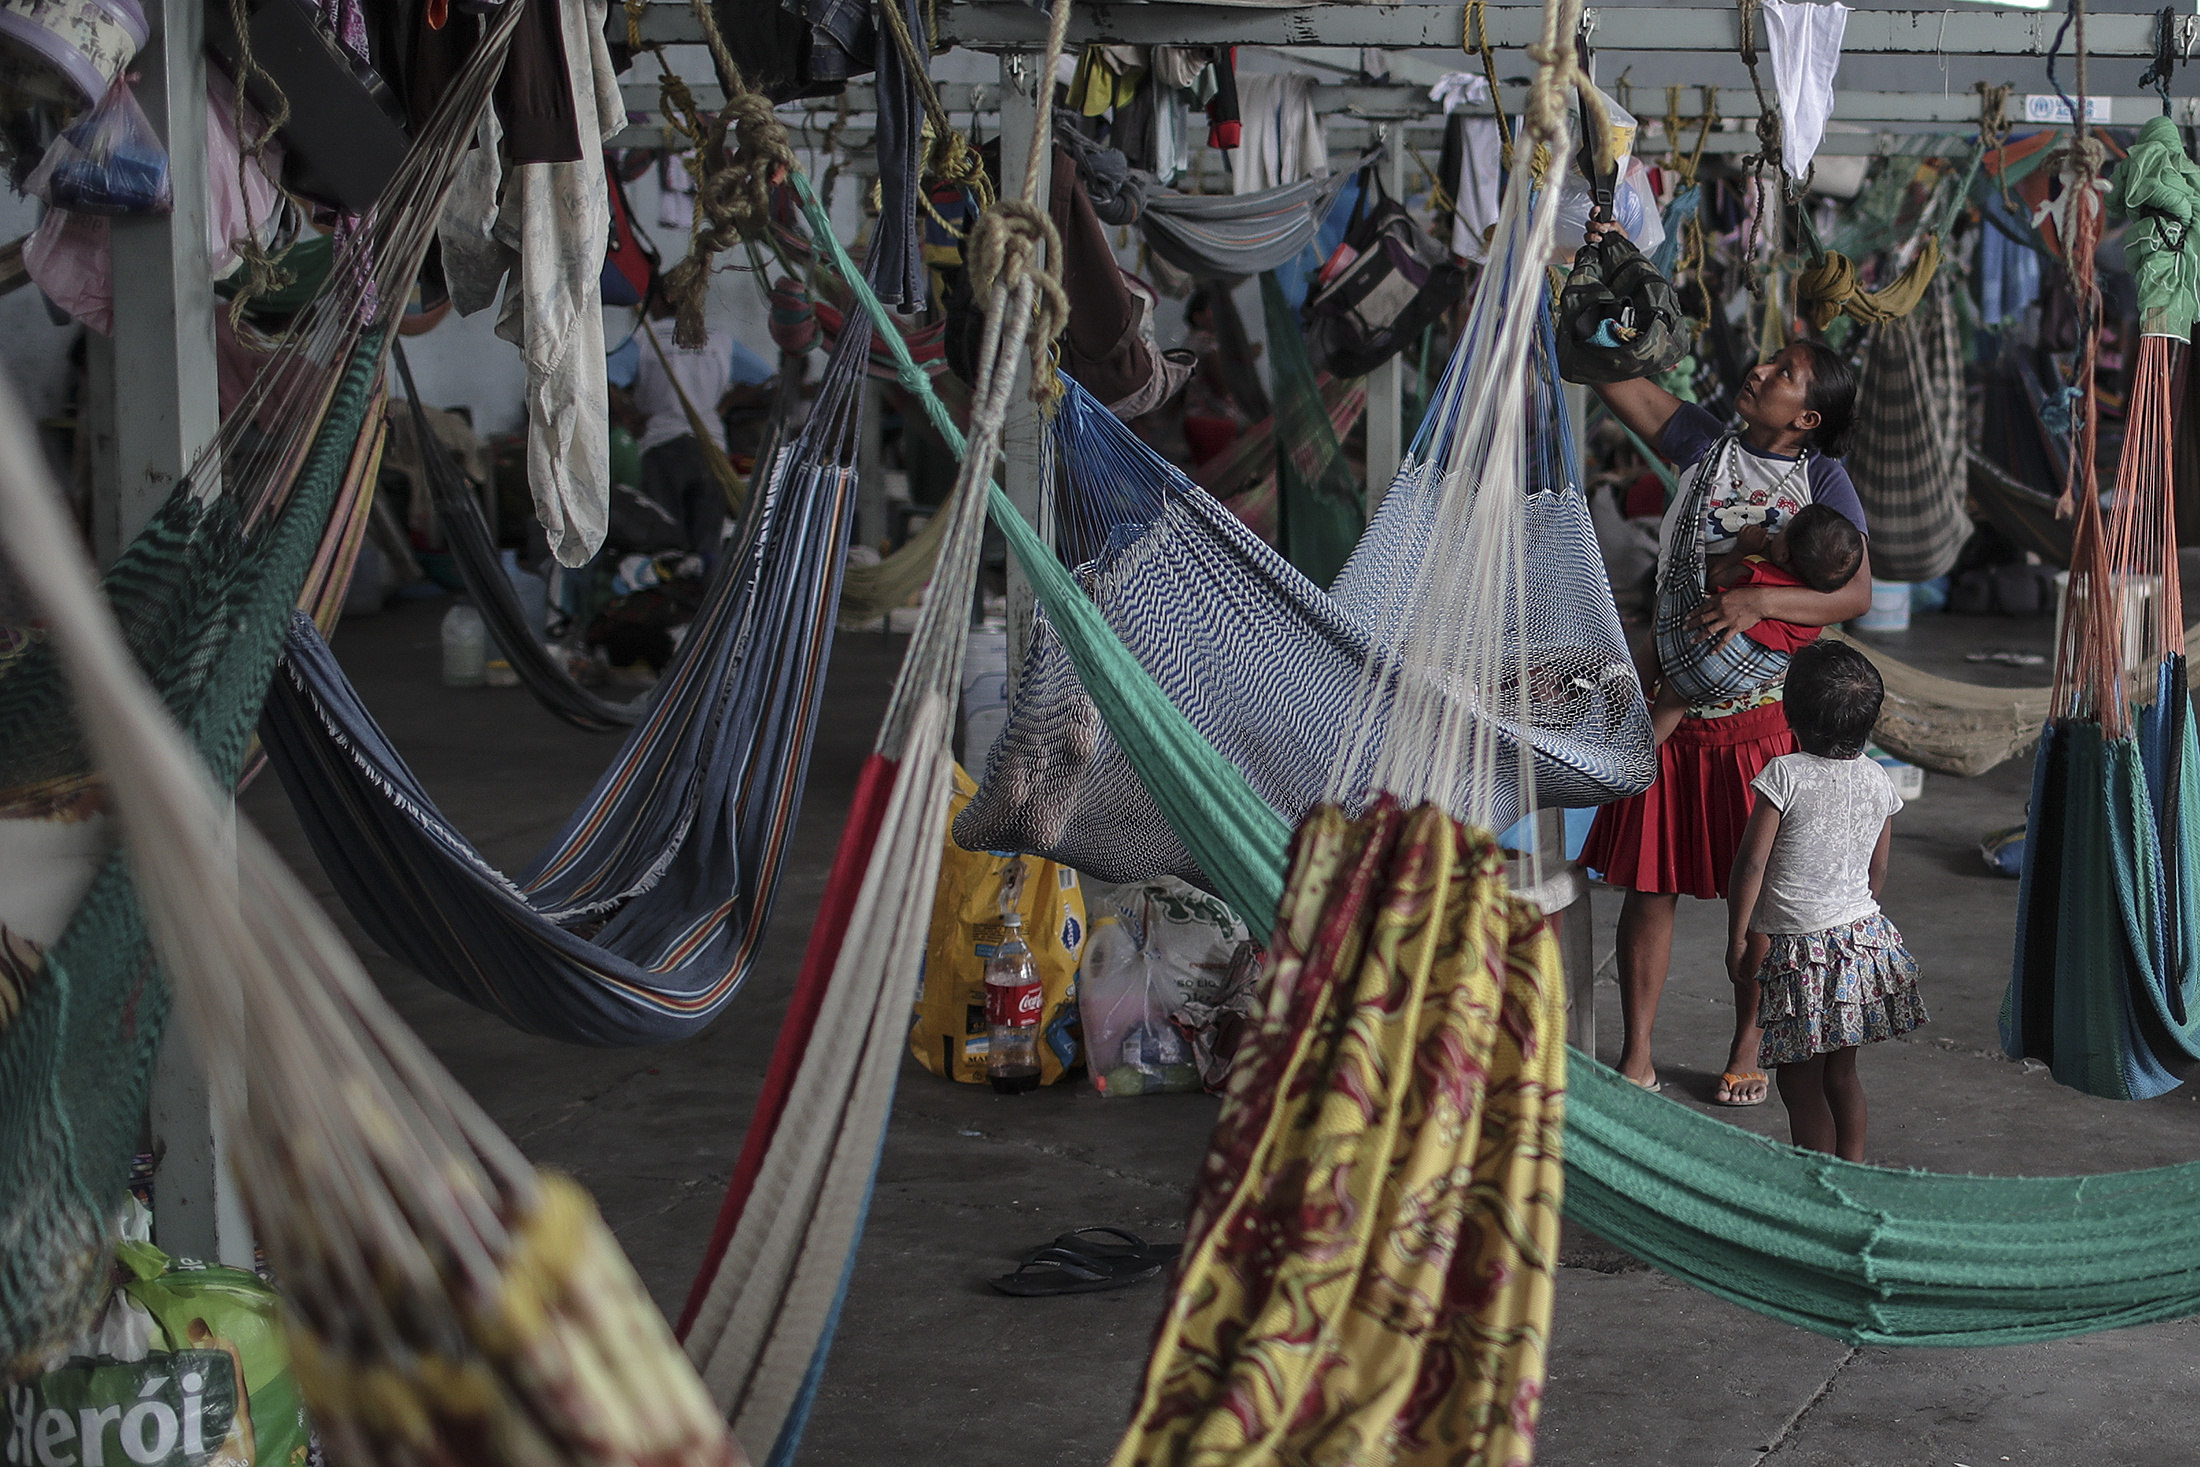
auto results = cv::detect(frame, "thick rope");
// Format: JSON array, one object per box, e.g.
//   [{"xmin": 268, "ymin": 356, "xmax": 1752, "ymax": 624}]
[
  {"xmin": 1737, "ymin": 0, "xmax": 1786, "ymax": 297},
  {"xmin": 624, "ymin": 0, "xmax": 802, "ymax": 347},
  {"xmin": 225, "ymin": 0, "xmax": 300, "ymax": 328},
  {"xmin": 1464, "ymin": 0, "xmax": 1514, "ymax": 159}
]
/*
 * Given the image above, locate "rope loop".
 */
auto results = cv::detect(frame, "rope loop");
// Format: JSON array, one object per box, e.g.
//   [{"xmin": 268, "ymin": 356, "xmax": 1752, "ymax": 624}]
[{"xmin": 967, "ymin": 199, "xmax": 1069, "ymax": 392}]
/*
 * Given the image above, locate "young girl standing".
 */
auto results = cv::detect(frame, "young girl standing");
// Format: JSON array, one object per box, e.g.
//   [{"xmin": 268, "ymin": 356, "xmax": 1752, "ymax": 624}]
[{"xmin": 1725, "ymin": 642, "xmax": 1926, "ymax": 1160}]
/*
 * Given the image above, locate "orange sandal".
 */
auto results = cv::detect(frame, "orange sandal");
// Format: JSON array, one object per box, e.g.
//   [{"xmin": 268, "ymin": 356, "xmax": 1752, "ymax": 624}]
[{"xmin": 1714, "ymin": 1070, "xmax": 1768, "ymax": 1106}]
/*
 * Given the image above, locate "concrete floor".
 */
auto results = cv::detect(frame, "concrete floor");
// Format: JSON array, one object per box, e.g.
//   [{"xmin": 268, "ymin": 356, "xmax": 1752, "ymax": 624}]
[{"xmin": 239, "ymin": 596, "xmax": 2200, "ymax": 1467}]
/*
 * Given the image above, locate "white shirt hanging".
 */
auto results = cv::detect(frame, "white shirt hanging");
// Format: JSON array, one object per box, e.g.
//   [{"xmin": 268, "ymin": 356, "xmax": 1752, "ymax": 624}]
[{"xmin": 1759, "ymin": 0, "xmax": 1850, "ymax": 182}]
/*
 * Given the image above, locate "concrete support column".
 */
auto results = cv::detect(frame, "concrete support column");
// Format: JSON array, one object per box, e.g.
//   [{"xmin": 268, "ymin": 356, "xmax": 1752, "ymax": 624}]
[
  {"xmin": 99, "ymin": 0, "xmax": 252, "ymax": 1269},
  {"xmin": 97, "ymin": 0, "xmax": 217, "ymax": 562}
]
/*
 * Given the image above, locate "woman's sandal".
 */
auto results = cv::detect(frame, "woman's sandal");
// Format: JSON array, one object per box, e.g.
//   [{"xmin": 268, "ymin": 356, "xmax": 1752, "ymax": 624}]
[{"xmin": 1714, "ymin": 1070, "xmax": 1769, "ymax": 1106}]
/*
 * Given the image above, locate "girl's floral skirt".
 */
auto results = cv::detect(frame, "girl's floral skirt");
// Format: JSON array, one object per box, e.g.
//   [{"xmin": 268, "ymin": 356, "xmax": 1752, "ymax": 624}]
[{"xmin": 1757, "ymin": 912, "xmax": 1926, "ymax": 1066}]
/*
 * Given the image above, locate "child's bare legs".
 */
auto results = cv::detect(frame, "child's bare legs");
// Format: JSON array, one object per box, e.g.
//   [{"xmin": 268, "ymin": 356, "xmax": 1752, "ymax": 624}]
[
  {"xmin": 1823, "ymin": 1046, "xmax": 1866, "ymax": 1160},
  {"xmin": 1649, "ymin": 681, "xmax": 1689, "ymax": 745},
  {"xmin": 1777, "ymin": 1047, "xmax": 1866, "ymax": 1160},
  {"xmin": 1716, "ymin": 931, "xmax": 1769, "ymax": 1104}
]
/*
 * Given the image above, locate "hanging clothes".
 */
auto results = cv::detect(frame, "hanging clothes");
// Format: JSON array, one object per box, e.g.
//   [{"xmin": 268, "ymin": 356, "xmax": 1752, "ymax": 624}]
[
  {"xmin": 1206, "ymin": 46, "xmax": 1240, "ymax": 151},
  {"xmin": 1432, "ymin": 74, "xmax": 1503, "ymax": 262},
  {"xmin": 438, "ymin": 0, "xmax": 622, "ymax": 566},
  {"xmin": 1231, "ymin": 72, "xmax": 1327, "ymax": 194},
  {"xmin": 870, "ymin": 0, "xmax": 931, "ymax": 308},
  {"xmin": 1759, "ymin": 0, "xmax": 1849, "ymax": 182},
  {"xmin": 1052, "ymin": 146, "xmax": 1191, "ymax": 418}
]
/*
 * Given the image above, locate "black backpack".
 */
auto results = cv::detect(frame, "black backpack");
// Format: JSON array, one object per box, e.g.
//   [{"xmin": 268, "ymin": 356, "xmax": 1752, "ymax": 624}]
[
  {"xmin": 1556, "ymin": 228, "xmax": 1689, "ymax": 384},
  {"xmin": 1306, "ymin": 157, "xmax": 1464, "ymax": 378}
]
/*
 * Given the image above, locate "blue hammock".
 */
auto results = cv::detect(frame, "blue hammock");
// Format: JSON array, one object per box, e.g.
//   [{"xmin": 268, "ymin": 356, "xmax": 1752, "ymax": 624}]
[
  {"xmin": 256, "ymin": 315, "xmax": 874, "ymax": 1046},
  {"xmin": 954, "ymin": 305, "xmax": 1655, "ymax": 888},
  {"xmin": 2004, "ymin": 656, "xmax": 2200, "ymax": 1098}
]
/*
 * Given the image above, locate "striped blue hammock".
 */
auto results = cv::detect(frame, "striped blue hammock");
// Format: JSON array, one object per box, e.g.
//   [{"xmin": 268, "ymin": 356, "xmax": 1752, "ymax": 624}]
[
  {"xmin": 953, "ymin": 305, "xmax": 1657, "ymax": 889},
  {"xmin": 256, "ymin": 313, "xmax": 876, "ymax": 1046}
]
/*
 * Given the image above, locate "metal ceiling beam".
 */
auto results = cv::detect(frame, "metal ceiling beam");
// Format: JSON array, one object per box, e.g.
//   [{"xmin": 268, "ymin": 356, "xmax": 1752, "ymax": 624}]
[
  {"xmin": 622, "ymin": 79, "xmax": 2193, "ymax": 128},
  {"xmin": 925, "ymin": 4, "xmax": 2180, "ymax": 56},
  {"xmin": 607, "ymin": 117, "xmax": 1979, "ymax": 158},
  {"xmin": 612, "ymin": 75, "xmax": 2198, "ymax": 148}
]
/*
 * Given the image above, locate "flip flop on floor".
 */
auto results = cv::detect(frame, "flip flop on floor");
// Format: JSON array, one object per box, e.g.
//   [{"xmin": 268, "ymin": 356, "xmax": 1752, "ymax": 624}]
[
  {"xmin": 990, "ymin": 1246, "xmax": 1163, "ymax": 1297},
  {"xmin": 1627, "ymin": 1071, "xmax": 1663, "ymax": 1095},
  {"xmin": 1714, "ymin": 1070, "xmax": 1769, "ymax": 1106},
  {"xmin": 1046, "ymin": 1226, "xmax": 1180, "ymax": 1268}
]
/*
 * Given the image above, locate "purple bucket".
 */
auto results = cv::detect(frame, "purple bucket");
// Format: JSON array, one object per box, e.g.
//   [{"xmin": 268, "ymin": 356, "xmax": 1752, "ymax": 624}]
[{"xmin": 0, "ymin": 0, "xmax": 146, "ymax": 107}]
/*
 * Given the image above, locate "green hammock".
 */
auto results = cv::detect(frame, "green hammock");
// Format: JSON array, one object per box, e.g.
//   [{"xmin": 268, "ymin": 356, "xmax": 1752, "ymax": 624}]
[
  {"xmin": 1259, "ymin": 271, "xmax": 1364, "ymax": 588},
  {"xmin": 804, "ymin": 170, "xmax": 2200, "ymax": 1349},
  {"xmin": 0, "ymin": 330, "xmax": 385, "ymax": 1365}
]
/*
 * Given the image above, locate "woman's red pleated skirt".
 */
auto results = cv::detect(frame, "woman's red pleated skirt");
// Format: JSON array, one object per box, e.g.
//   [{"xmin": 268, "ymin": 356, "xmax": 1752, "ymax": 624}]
[{"xmin": 1582, "ymin": 700, "xmax": 1797, "ymax": 900}]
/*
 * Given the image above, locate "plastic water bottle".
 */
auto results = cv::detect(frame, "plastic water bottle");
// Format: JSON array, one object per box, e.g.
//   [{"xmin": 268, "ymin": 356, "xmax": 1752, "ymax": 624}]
[
  {"xmin": 441, "ymin": 599, "xmax": 487, "ymax": 686},
  {"xmin": 985, "ymin": 912, "xmax": 1042, "ymax": 1094}
]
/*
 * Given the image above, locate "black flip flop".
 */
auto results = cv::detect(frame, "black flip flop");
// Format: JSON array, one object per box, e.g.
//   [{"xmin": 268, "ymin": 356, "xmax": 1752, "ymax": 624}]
[
  {"xmin": 1048, "ymin": 1226, "xmax": 1180, "ymax": 1268},
  {"xmin": 989, "ymin": 1246, "xmax": 1163, "ymax": 1297}
]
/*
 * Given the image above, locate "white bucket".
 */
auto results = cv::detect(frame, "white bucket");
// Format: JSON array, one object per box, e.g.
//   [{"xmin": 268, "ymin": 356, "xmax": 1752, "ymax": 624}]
[
  {"xmin": 1854, "ymin": 579, "xmax": 1911, "ymax": 633},
  {"xmin": 961, "ymin": 630, "xmax": 1010, "ymax": 769}
]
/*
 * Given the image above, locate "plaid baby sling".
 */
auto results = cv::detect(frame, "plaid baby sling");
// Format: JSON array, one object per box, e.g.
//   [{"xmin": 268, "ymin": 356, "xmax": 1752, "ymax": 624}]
[{"xmin": 1652, "ymin": 434, "xmax": 1798, "ymax": 706}]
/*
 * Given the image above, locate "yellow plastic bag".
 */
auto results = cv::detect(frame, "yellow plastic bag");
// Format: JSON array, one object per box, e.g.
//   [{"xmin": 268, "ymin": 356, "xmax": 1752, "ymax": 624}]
[{"xmin": 909, "ymin": 765, "xmax": 1087, "ymax": 1084}]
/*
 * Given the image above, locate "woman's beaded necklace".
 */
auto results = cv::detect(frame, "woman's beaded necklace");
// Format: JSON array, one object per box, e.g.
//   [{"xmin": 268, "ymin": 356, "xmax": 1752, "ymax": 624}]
[{"xmin": 1719, "ymin": 432, "xmax": 1813, "ymax": 509}]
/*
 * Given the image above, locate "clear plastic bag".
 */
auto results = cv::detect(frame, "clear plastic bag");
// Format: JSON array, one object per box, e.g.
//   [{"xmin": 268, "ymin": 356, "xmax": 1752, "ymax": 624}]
[{"xmin": 26, "ymin": 74, "xmax": 173, "ymax": 215}]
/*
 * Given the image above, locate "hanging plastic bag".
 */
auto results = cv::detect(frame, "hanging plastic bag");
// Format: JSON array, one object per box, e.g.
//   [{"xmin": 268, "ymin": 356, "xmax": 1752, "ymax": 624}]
[
  {"xmin": 25, "ymin": 75, "xmax": 173, "ymax": 215},
  {"xmin": 1081, "ymin": 879, "xmax": 1256, "ymax": 1097}
]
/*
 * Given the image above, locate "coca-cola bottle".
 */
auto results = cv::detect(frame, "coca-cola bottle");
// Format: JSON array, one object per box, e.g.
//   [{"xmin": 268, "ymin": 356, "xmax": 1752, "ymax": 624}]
[{"xmin": 985, "ymin": 912, "xmax": 1042, "ymax": 1094}]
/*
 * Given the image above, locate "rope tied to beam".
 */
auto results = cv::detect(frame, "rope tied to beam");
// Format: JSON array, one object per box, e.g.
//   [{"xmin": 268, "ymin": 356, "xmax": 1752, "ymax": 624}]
[{"xmin": 1464, "ymin": 0, "xmax": 1514, "ymax": 158}]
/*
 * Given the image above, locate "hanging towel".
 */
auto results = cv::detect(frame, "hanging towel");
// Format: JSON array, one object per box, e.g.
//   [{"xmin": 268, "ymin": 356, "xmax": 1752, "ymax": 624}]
[
  {"xmin": 1231, "ymin": 72, "xmax": 1327, "ymax": 194},
  {"xmin": 438, "ymin": 0, "xmax": 621, "ymax": 567},
  {"xmin": 1759, "ymin": 0, "xmax": 1849, "ymax": 182}
]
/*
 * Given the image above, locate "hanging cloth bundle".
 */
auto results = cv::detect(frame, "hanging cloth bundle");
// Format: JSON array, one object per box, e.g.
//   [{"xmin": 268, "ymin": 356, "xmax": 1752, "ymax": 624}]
[
  {"xmin": 2107, "ymin": 113, "xmax": 2200, "ymax": 341},
  {"xmin": 1844, "ymin": 276, "xmax": 1970, "ymax": 582},
  {"xmin": 1795, "ymin": 233, "xmax": 1943, "ymax": 331},
  {"xmin": 2004, "ymin": 88, "xmax": 2200, "ymax": 1101}
]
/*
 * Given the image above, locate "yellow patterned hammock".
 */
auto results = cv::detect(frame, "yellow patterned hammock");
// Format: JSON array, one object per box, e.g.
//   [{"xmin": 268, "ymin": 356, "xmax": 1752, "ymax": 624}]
[{"xmin": 1113, "ymin": 800, "xmax": 1565, "ymax": 1467}]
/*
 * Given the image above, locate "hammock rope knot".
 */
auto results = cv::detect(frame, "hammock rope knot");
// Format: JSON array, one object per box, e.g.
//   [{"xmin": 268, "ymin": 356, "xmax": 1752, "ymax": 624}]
[{"xmin": 655, "ymin": 0, "xmax": 801, "ymax": 346}]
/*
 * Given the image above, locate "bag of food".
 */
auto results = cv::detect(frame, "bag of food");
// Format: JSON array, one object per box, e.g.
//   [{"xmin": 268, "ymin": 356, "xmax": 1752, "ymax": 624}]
[
  {"xmin": 909, "ymin": 764, "xmax": 1088, "ymax": 1084},
  {"xmin": 1080, "ymin": 878, "xmax": 1257, "ymax": 1097},
  {"xmin": 5, "ymin": 1227, "xmax": 310, "ymax": 1467},
  {"xmin": 25, "ymin": 75, "xmax": 173, "ymax": 215}
]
